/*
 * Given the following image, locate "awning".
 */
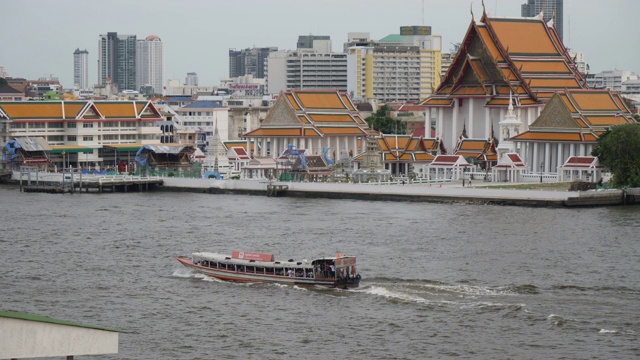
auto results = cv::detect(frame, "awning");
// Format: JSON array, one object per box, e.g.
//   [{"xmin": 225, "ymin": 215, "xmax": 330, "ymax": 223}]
[
  {"xmin": 49, "ymin": 145, "xmax": 93, "ymax": 154},
  {"xmin": 103, "ymin": 144, "xmax": 145, "ymax": 152}
]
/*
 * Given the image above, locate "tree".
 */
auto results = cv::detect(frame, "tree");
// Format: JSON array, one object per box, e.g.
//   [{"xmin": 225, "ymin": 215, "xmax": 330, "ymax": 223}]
[
  {"xmin": 365, "ymin": 105, "xmax": 407, "ymax": 134},
  {"xmin": 592, "ymin": 123, "xmax": 640, "ymax": 187},
  {"xmin": 0, "ymin": 77, "xmax": 7, "ymax": 87}
]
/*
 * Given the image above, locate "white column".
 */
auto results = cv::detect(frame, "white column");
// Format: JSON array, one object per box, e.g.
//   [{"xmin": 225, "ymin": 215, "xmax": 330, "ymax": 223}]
[
  {"xmin": 485, "ymin": 105, "xmax": 491, "ymax": 137},
  {"xmin": 533, "ymin": 143, "xmax": 539, "ymax": 174},
  {"xmin": 452, "ymin": 99, "xmax": 459, "ymax": 150},
  {"xmin": 570, "ymin": 143, "xmax": 575, "ymax": 157},
  {"xmin": 468, "ymin": 98, "xmax": 474, "ymax": 138},
  {"xmin": 544, "ymin": 143, "xmax": 550, "ymax": 173},
  {"xmin": 579, "ymin": 144, "xmax": 586, "ymax": 156},
  {"xmin": 557, "ymin": 143, "xmax": 563, "ymax": 173},
  {"xmin": 438, "ymin": 108, "xmax": 444, "ymax": 138}
]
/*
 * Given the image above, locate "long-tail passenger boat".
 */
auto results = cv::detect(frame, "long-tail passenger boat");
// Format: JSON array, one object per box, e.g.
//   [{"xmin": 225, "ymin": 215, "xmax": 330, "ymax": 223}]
[{"xmin": 176, "ymin": 250, "xmax": 360, "ymax": 289}]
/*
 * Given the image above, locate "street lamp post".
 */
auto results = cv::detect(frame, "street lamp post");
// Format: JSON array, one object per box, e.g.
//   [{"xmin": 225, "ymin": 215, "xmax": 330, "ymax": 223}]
[{"xmin": 539, "ymin": 162, "xmax": 544, "ymax": 183}]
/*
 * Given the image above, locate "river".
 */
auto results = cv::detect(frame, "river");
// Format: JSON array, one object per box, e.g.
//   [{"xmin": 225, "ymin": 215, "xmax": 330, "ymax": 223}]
[{"xmin": 1, "ymin": 185, "xmax": 639, "ymax": 359}]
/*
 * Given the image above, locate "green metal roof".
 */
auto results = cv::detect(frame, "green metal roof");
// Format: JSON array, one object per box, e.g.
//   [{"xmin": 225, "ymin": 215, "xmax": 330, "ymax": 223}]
[
  {"xmin": 0, "ymin": 310, "xmax": 121, "ymax": 332},
  {"xmin": 48, "ymin": 145, "xmax": 93, "ymax": 154}
]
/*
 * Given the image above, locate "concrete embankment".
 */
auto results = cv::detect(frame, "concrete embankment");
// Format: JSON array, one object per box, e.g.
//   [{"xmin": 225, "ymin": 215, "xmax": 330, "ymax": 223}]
[{"xmin": 159, "ymin": 178, "xmax": 629, "ymax": 207}]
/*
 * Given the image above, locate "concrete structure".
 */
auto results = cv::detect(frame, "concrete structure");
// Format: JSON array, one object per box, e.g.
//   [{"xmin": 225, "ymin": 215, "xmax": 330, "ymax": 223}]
[
  {"xmin": 185, "ymin": 72, "xmax": 198, "ymax": 86},
  {"xmin": 0, "ymin": 100, "xmax": 164, "ymax": 168},
  {"xmin": 0, "ymin": 65, "xmax": 6, "ymax": 78},
  {"xmin": 172, "ymin": 101, "xmax": 230, "ymax": 149},
  {"xmin": 229, "ymin": 47, "xmax": 278, "ymax": 79},
  {"xmin": 73, "ymin": 48, "xmax": 89, "ymax": 89},
  {"xmin": 136, "ymin": 35, "xmax": 165, "ymax": 95},
  {"xmin": 98, "ymin": 32, "xmax": 137, "ymax": 92},
  {"xmin": 522, "ymin": 0, "xmax": 563, "ymax": 40},
  {"xmin": 0, "ymin": 310, "xmax": 118, "ymax": 359},
  {"xmin": 0, "ymin": 85, "xmax": 25, "ymax": 101},
  {"xmin": 266, "ymin": 41, "xmax": 347, "ymax": 94},
  {"xmin": 345, "ymin": 27, "xmax": 442, "ymax": 103},
  {"xmin": 587, "ymin": 70, "xmax": 639, "ymax": 92}
]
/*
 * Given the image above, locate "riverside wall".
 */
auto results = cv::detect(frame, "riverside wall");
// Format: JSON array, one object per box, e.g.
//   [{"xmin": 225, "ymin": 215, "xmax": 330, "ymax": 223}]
[{"xmin": 159, "ymin": 178, "xmax": 629, "ymax": 208}]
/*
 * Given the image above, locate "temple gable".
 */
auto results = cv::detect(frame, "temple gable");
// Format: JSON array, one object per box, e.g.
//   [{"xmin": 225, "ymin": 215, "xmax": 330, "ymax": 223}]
[
  {"xmin": 530, "ymin": 94, "xmax": 581, "ymax": 129},
  {"xmin": 260, "ymin": 96, "xmax": 300, "ymax": 126}
]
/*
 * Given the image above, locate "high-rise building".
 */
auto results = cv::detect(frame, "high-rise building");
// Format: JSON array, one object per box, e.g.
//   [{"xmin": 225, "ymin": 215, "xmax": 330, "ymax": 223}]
[
  {"xmin": 521, "ymin": 0, "xmax": 563, "ymax": 40},
  {"xmin": 185, "ymin": 72, "xmax": 198, "ymax": 86},
  {"xmin": 136, "ymin": 35, "xmax": 165, "ymax": 95},
  {"xmin": 73, "ymin": 48, "xmax": 89, "ymax": 89},
  {"xmin": 0, "ymin": 65, "xmax": 7, "ymax": 78},
  {"xmin": 266, "ymin": 38, "xmax": 347, "ymax": 94},
  {"xmin": 228, "ymin": 47, "xmax": 278, "ymax": 79},
  {"xmin": 297, "ymin": 35, "xmax": 330, "ymax": 49},
  {"xmin": 98, "ymin": 32, "xmax": 137, "ymax": 92},
  {"xmin": 346, "ymin": 27, "xmax": 442, "ymax": 102}
]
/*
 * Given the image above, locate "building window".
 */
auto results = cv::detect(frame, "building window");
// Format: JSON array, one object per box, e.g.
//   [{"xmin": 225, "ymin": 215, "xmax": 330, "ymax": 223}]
[
  {"xmin": 48, "ymin": 135, "xmax": 64, "ymax": 142},
  {"xmin": 67, "ymin": 122, "xmax": 77, "ymax": 128},
  {"xmin": 83, "ymin": 123, "xmax": 94, "ymax": 128},
  {"xmin": 67, "ymin": 135, "xmax": 77, "ymax": 141},
  {"xmin": 83, "ymin": 136, "xmax": 94, "ymax": 141}
]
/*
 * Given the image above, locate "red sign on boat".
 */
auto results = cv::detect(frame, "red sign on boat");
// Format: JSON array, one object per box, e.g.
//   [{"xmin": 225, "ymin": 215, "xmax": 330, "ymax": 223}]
[{"xmin": 232, "ymin": 251, "xmax": 274, "ymax": 262}]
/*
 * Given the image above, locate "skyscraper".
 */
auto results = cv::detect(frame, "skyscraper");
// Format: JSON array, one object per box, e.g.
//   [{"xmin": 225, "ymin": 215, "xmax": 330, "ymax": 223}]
[
  {"xmin": 185, "ymin": 72, "xmax": 198, "ymax": 86},
  {"xmin": 521, "ymin": 0, "xmax": 563, "ymax": 40},
  {"xmin": 73, "ymin": 48, "xmax": 89, "ymax": 89},
  {"xmin": 98, "ymin": 32, "xmax": 137, "ymax": 92},
  {"xmin": 136, "ymin": 35, "xmax": 165, "ymax": 95},
  {"xmin": 228, "ymin": 47, "xmax": 278, "ymax": 79}
]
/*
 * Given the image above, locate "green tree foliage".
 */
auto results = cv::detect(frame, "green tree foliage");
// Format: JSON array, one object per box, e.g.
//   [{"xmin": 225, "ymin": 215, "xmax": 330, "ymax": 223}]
[
  {"xmin": 592, "ymin": 123, "xmax": 640, "ymax": 187},
  {"xmin": 0, "ymin": 77, "xmax": 7, "ymax": 87},
  {"xmin": 365, "ymin": 105, "xmax": 407, "ymax": 134}
]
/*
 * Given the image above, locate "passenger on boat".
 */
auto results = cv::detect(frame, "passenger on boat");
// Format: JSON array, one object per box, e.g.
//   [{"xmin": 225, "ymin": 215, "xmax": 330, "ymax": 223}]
[{"xmin": 287, "ymin": 269, "xmax": 294, "ymax": 277}]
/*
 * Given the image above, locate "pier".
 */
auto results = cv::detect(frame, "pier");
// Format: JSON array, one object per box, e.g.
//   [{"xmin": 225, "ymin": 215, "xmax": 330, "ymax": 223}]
[{"xmin": 16, "ymin": 168, "xmax": 163, "ymax": 193}]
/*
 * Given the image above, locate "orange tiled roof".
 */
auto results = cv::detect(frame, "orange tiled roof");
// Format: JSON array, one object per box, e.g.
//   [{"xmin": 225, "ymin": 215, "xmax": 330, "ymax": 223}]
[
  {"xmin": 489, "ymin": 18, "xmax": 559, "ymax": 55},
  {"xmin": 294, "ymin": 91, "xmax": 345, "ymax": 109},
  {"xmin": 512, "ymin": 131, "xmax": 582, "ymax": 141},
  {"xmin": 514, "ymin": 60, "xmax": 572, "ymax": 74},
  {"xmin": 569, "ymin": 92, "xmax": 620, "ymax": 111},
  {"xmin": 94, "ymin": 102, "xmax": 136, "ymax": 118},
  {"xmin": 308, "ymin": 114, "xmax": 354, "ymax": 123},
  {"xmin": 64, "ymin": 102, "xmax": 86, "ymax": 118},
  {"xmin": 245, "ymin": 128, "xmax": 301, "ymax": 137},
  {"xmin": 584, "ymin": 116, "xmax": 629, "ymax": 126},
  {"xmin": 304, "ymin": 128, "xmax": 322, "ymax": 137},
  {"xmin": 286, "ymin": 94, "xmax": 301, "ymax": 110},
  {"xmin": 298, "ymin": 115, "xmax": 310, "ymax": 124},
  {"xmin": 1, "ymin": 103, "xmax": 63, "ymax": 119},
  {"xmin": 340, "ymin": 94, "xmax": 355, "ymax": 111},
  {"xmin": 316, "ymin": 126, "xmax": 366, "ymax": 135},
  {"xmin": 135, "ymin": 103, "xmax": 145, "ymax": 115},
  {"xmin": 528, "ymin": 78, "xmax": 582, "ymax": 88}
]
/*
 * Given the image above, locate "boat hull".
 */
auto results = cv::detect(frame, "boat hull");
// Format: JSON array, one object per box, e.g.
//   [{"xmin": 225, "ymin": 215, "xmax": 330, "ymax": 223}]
[{"xmin": 176, "ymin": 256, "xmax": 359, "ymax": 289}]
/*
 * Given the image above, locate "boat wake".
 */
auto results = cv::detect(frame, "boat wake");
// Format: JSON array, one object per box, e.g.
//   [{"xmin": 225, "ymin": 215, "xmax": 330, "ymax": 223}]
[{"xmin": 355, "ymin": 279, "xmax": 531, "ymax": 310}]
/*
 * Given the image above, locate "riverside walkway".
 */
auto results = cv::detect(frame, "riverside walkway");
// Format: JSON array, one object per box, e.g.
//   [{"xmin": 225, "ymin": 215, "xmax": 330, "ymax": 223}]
[{"xmin": 159, "ymin": 178, "xmax": 630, "ymax": 207}]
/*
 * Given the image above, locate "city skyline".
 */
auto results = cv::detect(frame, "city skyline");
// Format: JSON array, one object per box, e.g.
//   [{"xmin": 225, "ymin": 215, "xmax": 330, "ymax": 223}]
[{"xmin": 1, "ymin": 0, "xmax": 638, "ymax": 89}]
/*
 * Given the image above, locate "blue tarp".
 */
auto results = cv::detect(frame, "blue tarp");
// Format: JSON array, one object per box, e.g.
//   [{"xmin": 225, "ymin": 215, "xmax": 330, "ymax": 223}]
[{"xmin": 2, "ymin": 140, "xmax": 21, "ymax": 162}]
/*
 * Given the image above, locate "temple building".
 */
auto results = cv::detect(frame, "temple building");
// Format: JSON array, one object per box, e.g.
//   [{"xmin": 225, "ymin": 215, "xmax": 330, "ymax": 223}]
[
  {"xmin": 421, "ymin": 9, "xmax": 587, "ymax": 173},
  {"xmin": 511, "ymin": 89, "xmax": 635, "ymax": 175},
  {"xmin": 243, "ymin": 89, "xmax": 369, "ymax": 163}
]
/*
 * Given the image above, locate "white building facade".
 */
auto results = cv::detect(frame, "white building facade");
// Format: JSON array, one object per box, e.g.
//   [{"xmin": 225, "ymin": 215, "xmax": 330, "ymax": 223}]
[
  {"xmin": 73, "ymin": 48, "xmax": 89, "ymax": 89},
  {"xmin": 136, "ymin": 35, "xmax": 165, "ymax": 95},
  {"xmin": 345, "ymin": 28, "xmax": 442, "ymax": 103}
]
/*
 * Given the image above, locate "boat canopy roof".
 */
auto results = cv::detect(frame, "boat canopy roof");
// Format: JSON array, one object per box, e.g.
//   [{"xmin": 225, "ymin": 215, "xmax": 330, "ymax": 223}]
[{"xmin": 193, "ymin": 252, "xmax": 313, "ymax": 269}]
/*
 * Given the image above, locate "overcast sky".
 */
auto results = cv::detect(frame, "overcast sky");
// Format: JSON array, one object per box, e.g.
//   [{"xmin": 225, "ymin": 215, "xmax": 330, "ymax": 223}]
[{"xmin": 2, "ymin": 0, "xmax": 638, "ymax": 88}]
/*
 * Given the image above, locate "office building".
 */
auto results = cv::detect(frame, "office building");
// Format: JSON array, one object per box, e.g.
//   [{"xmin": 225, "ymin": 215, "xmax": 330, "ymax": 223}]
[
  {"xmin": 73, "ymin": 49, "xmax": 89, "ymax": 89},
  {"xmin": 346, "ymin": 27, "xmax": 442, "ymax": 102},
  {"xmin": 185, "ymin": 72, "xmax": 198, "ymax": 86},
  {"xmin": 228, "ymin": 47, "xmax": 278, "ymax": 79},
  {"xmin": 521, "ymin": 0, "xmax": 563, "ymax": 40},
  {"xmin": 266, "ymin": 39, "xmax": 347, "ymax": 94},
  {"xmin": 98, "ymin": 32, "xmax": 137, "ymax": 92},
  {"xmin": 136, "ymin": 35, "xmax": 165, "ymax": 95}
]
